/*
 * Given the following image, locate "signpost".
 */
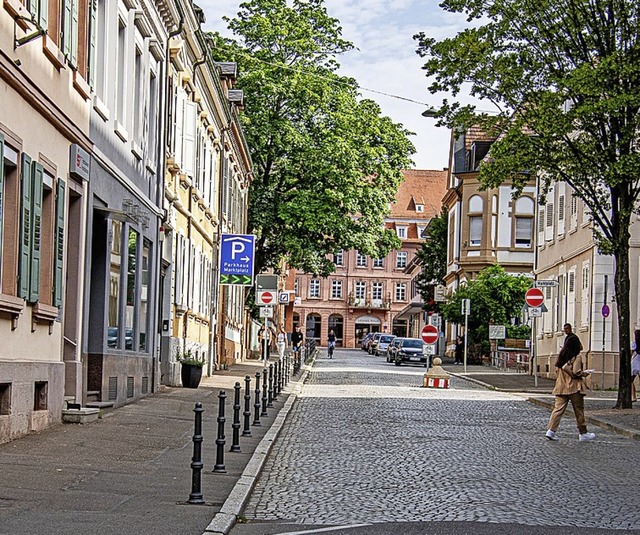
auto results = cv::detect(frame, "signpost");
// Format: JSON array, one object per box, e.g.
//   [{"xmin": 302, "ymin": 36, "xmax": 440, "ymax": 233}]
[
  {"xmin": 219, "ymin": 234, "xmax": 255, "ymax": 286},
  {"xmin": 461, "ymin": 299, "xmax": 470, "ymax": 373},
  {"xmin": 525, "ymin": 287, "xmax": 545, "ymax": 308},
  {"xmin": 421, "ymin": 324, "xmax": 438, "ymax": 345}
]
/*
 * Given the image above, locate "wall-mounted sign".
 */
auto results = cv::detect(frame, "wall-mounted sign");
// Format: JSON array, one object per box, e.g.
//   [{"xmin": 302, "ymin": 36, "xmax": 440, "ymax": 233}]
[{"xmin": 69, "ymin": 144, "xmax": 90, "ymax": 182}]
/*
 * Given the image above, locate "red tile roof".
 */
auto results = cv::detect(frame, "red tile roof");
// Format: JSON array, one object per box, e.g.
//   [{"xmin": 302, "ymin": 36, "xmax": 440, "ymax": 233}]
[{"xmin": 389, "ymin": 169, "xmax": 448, "ymax": 219}]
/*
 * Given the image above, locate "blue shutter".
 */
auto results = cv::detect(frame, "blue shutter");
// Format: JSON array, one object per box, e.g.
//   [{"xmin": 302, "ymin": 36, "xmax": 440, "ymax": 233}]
[
  {"xmin": 29, "ymin": 162, "xmax": 44, "ymax": 303},
  {"xmin": 18, "ymin": 154, "xmax": 32, "ymax": 299},
  {"xmin": 53, "ymin": 179, "xmax": 65, "ymax": 307}
]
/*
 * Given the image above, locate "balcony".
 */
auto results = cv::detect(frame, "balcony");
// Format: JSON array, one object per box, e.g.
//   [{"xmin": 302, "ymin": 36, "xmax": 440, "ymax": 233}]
[{"xmin": 348, "ymin": 292, "xmax": 391, "ymax": 310}]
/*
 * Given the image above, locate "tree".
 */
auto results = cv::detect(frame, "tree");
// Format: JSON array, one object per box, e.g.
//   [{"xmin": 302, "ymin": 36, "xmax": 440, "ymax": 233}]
[
  {"xmin": 440, "ymin": 265, "xmax": 531, "ymax": 357},
  {"xmin": 209, "ymin": 0, "xmax": 415, "ymax": 277},
  {"xmin": 415, "ymin": 0, "xmax": 640, "ymax": 408},
  {"xmin": 415, "ymin": 207, "xmax": 447, "ymax": 312}
]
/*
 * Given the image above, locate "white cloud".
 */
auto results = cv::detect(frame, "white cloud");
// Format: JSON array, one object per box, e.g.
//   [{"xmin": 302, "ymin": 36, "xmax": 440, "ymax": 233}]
[{"xmin": 200, "ymin": 0, "xmax": 474, "ymax": 170}]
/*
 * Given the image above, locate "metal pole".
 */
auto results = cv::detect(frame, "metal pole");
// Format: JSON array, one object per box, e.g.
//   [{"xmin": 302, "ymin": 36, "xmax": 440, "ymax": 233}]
[
  {"xmin": 602, "ymin": 274, "xmax": 608, "ymax": 389},
  {"xmin": 230, "ymin": 382, "xmax": 241, "ymax": 452},
  {"xmin": 267, "ymin": 364, "xmax": 274, "ymax": 408},
  {"xmin": 261, "ymin": 368, "xmax": 268, "ymax": 416},
  {"xmin": 243, "ymin": 375, "xmax": 252, "ymax": 436},
  {"xmin": 213, "ymin": 390, "xmax": 226, "ymax": 473},
  {"xmin": 188, "ymin": 402, "xmax": 205, "ymax": 504},
  {"xmin": 253, "ymin": 372, "xmax": 261, "ymax": 426},
  {"xmin": 533, "ymin": 316, "xmax": 538, "ymax": 388},
  {"xmin": 463, "ymin": 312, "xmax": 469, "ymax": 374}
]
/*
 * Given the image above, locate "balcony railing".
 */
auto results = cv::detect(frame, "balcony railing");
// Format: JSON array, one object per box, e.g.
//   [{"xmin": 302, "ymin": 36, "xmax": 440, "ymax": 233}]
[{"xmin": 347, "ymin": 292, "xmax": 391, "ymax": 310}]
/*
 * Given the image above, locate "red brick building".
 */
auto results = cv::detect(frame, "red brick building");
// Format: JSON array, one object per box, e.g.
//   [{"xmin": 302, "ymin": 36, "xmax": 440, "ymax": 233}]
[{"xmin": 286, "ymin": 170, "xmax": 447, "ymax": 348}]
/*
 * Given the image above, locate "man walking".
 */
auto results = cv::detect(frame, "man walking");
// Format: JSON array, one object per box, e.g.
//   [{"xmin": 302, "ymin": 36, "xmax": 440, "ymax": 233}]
[{"xmin": 291, "ymin": 326, "xmax": 303, "ymax": 366}]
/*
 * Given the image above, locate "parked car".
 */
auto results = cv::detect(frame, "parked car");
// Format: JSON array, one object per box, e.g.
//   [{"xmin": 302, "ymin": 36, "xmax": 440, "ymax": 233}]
[
  {"xmin": 372, "ymin": 334, "xmax": 396, "ymax": 356},
  {"xmin": 389, "ymin": 337, "xmax": 429, "ymax": 367},
  {"xmin": 367, "ymin": 333, "xmax": 384, "ymax": 354},
  {"xmin": 386, "ymin": 337, "xmax": 403, "ymax": 362},
  {"xmin": 360, "ymin": 332, "xmax": 374, "ymax": 351}
]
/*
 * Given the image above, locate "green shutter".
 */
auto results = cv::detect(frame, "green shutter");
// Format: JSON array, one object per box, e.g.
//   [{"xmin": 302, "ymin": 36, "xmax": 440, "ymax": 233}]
[
  {"xmin": 53, "ymin": 179, "xmax": 65, "ymax": 307},
  {"xmin": 38, "ymin": 0, "xmax": 48, "ymax": 30},
  {"xmin": 18, "ymin": 154, "xmax": 32, "ymax": 300},
  {"xmin": 29, "ymin": 162, "xmax": 44, "ymax": 303},
  {"xmin": 62, "ymin": 0, "xmax": 72, "ymax": 58},
  {"xmin": 88, "ymin": 0, "xmax": 97, "ymax": 88},
  {"xmin": 70, "ymin": 0, "xmax": 79, "ymax": 67}
]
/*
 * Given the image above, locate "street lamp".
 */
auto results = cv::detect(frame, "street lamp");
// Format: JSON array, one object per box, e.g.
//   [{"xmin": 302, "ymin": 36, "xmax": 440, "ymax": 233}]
[{"xmin": 421, "ymin": 107, "xmax": 439, "ymax": 118}]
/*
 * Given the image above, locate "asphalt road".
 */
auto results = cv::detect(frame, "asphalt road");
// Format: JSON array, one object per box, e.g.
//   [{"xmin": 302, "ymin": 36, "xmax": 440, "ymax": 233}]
[{"xmin": 230, "ymin": 348, "xmax": 640, "ymax": 535}]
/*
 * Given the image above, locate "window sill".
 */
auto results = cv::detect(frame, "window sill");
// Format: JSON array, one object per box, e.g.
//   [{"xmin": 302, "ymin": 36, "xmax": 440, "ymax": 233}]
[
  {"xmin": 42, "ymin": 35, "xmax": 66, "ymax": 71},
  {"xmin": 114, "ymin": 121, "xmax": 129, "ymax": 142},
  {"xmin": 32, "ymin": 302, "xmax": 58, "ymax": 334},
  {"xmin": 93, "ymin": 96, "xmax": 109, "ymax": 121},
  {"xmin": 0, "ymin": 293, "xmax": 24, "ymax": 330},
  {"xmin": 4, "ymin": 0, "xmax": 30, "ymax": 28},
  {"xmin": 73, "ymin": 71, "xmax": 91, "ymax": 100},
  {"xmin": 131, "ymin": 141, "xmax": 143, "ymax": 160}
]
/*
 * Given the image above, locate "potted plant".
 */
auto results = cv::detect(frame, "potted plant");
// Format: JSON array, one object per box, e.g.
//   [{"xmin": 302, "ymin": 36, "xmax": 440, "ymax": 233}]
[{"xmin": 177, "ymin": 349, "xmax": 206, "ymax": 388}]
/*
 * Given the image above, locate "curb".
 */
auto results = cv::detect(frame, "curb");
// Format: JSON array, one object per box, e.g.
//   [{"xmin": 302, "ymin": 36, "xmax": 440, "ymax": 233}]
[{"xmin": 201, "ymin": 359, "xmax": 314, "ymax": 535}]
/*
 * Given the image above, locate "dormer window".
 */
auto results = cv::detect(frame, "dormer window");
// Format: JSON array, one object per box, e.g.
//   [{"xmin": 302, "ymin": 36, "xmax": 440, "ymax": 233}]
[
  {"xmin": 396, "ymin": 226, "xmax": 408, "ymax": 239},
  {"xmin": 416, "ymin": 204, "xmax": 424, "ymax": 213}
]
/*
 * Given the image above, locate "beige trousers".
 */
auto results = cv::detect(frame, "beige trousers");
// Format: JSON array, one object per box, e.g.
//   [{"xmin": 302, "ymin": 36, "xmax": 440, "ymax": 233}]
[{"xmin": 547, "ymin": 393, "xmax": 588, "ymax": 435}]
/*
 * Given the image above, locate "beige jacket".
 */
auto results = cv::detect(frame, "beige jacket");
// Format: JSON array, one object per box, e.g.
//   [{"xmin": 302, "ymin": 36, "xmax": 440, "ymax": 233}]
[{"xmin": 552, "ymin": 354, "xmax": 590, "ymax": 396}]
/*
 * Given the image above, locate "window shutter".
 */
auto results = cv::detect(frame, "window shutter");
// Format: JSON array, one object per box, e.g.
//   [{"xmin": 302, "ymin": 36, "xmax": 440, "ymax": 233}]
[
  {"xmin": 38, "ymin": 0, "xmax": 48, "ymax": 30},
  {"xmin": 29, "ymin": 162, "xmax": 44, "ymax": 303},
  {"xmin": 88, "ymin": 0, "xmax": 97, "ymax": 87},
  {"xmin": 63, "ymin": 0, "xmax": 72, "ymax": 58},
  {"xmin": 53, "ymin": 179, "xmax": 65, "ymax": 307},
  {"xmin": 0, "ymin": 134, "xmax": 4, "ymax": 265},
  {"xmin": 70, "ymin": 0, "xmax": 79, "ymax": 66},
  {"xmin": 173, "ymin": 87, "xmax": 185, "ymax": 168},
  {"xmin": 19, "ymin": 154, "xmax": 32, "ymax": 299},
  {"xmin": 182, "ymin": 101, "xmax": 197, "ymax": 177}
]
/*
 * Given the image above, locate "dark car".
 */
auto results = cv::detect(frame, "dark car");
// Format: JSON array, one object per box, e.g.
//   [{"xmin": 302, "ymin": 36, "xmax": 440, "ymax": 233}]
[
  {"xmin": 390, "ymin": 337, "xmax": 429, "ymax": 367},
  {"xmin": 373, "ymin": 334, "xmax": 396, "ymax": 356},
  {"xmin": 360, "ymin": 332, "xmax": 374, "ymax": 350}
]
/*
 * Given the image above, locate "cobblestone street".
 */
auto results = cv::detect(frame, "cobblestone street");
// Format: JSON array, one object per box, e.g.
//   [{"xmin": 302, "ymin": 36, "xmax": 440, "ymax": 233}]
[{"xmin": 233, "ymin": 349, "xmax": 640, "ymax": 534}]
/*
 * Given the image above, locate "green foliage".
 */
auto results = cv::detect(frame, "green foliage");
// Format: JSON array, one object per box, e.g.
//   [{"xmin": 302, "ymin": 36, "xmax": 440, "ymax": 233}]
[
  {"xmin": 210, "ymin": 0, "xmax": 415, "ymax": 276},
  {"xmin": 176, "ymin": 349, "xmax": 206, "ymax": 367},
  {"xmin": 415, "ymin": 0, "xmax": 639, "ymax": 405},
  {"xmin": 440, "ymin": 265, "xmax": 531, "ymax": 347},
  {"xmin": 506, "ymin": 324, "xmax": 531, "ymax": 340},
  {"xmin": 415, "ymin": 207, "xmax": 447, "ymax": 311}
]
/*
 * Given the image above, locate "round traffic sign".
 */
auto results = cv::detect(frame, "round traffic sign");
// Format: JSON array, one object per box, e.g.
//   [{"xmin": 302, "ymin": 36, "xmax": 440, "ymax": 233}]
[
  {"xmin": 421, "ymin": 324, "xmax": 438, "ymax": 345},
  {"xmin": 525, "ymin": 287, "xmax": 544, "ymax": 308},
  {"xmin": 602, "ymin": 304, "xmax": 610, "ymax": 318},
  {"xmin": 261, "ymin": 291, "xmax": 274, "ymax": 304}
]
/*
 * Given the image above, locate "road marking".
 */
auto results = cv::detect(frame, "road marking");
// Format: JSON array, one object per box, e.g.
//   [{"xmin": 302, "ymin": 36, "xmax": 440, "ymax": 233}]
[{"xmin": 274, "ymin": 524, "xmax": 371, "ymax": 535}]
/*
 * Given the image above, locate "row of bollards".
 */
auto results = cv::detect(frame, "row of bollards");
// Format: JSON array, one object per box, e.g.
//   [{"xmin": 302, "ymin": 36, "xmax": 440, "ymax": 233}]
[{"xmin": 187, "ymin": 353, "xmax": 299, "ymax": 504}]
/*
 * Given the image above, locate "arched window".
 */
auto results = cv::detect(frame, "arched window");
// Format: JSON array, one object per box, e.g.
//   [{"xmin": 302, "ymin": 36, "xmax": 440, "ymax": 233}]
[
  {"xmin": 306, "ymin": 314, "xmax": 321, "ymax": 341},
  {"xmin": 468, "ymin": 195, "xmax": 483, "ymax": 246},
  {"xmin": 328, "ymin": 314, "xmax": 343, "ymax": 346},
  {"xmin": 514, "ymin": 196, "xmax": 535, "ymax": 248}
]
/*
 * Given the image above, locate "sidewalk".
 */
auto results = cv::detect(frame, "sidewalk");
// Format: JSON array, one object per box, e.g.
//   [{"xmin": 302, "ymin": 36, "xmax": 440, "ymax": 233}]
[
  {"xmin": 0, "ymin": 359, "xmax": 308, "ymax": 535},
  {"xmin": 442, "ymin": 358, "xmax": 640, "ymax": 440}
]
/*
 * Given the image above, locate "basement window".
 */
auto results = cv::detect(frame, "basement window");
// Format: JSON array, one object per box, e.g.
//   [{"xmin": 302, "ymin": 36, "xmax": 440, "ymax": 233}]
[
  {"xmin": 34, "ymin": 381, "xmax": 48, "ymax": 411},
  {"xmin": 0, "ymin": 383, "xmax": 11, "ymax": 415}
]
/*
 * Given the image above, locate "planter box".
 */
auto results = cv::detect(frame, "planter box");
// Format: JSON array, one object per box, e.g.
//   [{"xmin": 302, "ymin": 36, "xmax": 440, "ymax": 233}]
[{"xmin": 181, "ymin": 364, "xmax": 203, "ymax": 388}]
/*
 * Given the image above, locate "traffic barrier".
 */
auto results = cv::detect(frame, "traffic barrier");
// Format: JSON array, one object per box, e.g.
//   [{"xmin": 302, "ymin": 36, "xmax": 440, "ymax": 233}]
[
  {"xmin": 267, "ymin": 364, "xmax": 274, "ymax": 408},
  {"xmin": 253, "ymin": 372, "xmax": 261, "ymax": 426},
  {"xmin": 423, "ymin": 357, "xmax": 451, "ymax": 389},
  {"xmin": 243, "ymin": 375, "xmax": 252, "ymax": 436},
  {"xmin": 188, "ymin": 402, "xmax": 205, "ymax": 504},
  {"xmin": 230, "ymin": 382, "xmax": 241, "ymax": 452},
  {"xmin": 213, "ymin": 390, "xmax": 227, "ymax": 473},
  {"xmin": 261, "ymin": 368, "xmax": 268, "ymax": 417}
]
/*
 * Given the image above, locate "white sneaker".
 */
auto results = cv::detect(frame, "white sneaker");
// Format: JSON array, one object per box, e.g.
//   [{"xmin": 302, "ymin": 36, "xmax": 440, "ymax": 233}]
[
  {"xmin": 545, "ymin": 430, "xmax": 559, "ymax": 441},
  {"xmin": 579, "ymin": 432, "xmax": 596, "ymax": 441}
]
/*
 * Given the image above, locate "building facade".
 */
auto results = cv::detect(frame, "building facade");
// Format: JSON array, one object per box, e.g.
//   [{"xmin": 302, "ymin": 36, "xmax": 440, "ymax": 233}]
[
  {"xmin": 290, "ymin": 170, "xmax": 446, "ymax": 348},
  {"xmin": 1, "ymin": 0, "xmax": 91, "ymax": 442}
]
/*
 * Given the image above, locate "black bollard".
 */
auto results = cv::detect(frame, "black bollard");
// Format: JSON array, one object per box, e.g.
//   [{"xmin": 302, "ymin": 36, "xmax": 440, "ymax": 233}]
[
  {"xmin": 267, "ymin": 364, "xmax": 274, "ymax": 408},
  {"xmin": 243, "ymin": 375, "xmax": 252, "ymax": 437},
  {"xmin": 278, "ymin": 358, "xmax": 283, "ymax": 393},
  {"xmin": 188, "ymin": 402, "xmax": 205, "ymax": 504},
  {"xmin": 253, "ymin": 372, "xmax": 261, "ymax": 426},
  {"xmin": 261, "ymin": 368, "xmax": 268, "ymax": 416},
  {"xmin": 213, "ymin": 390, "xmax": 227, "ymax": 473},
  {"xmin": 230, "ymin": 382, "xmax": 241, "ymax": 452},
  {"xmin": 274, "ymin": 360, "xmax": 280, "ymax": 398}
]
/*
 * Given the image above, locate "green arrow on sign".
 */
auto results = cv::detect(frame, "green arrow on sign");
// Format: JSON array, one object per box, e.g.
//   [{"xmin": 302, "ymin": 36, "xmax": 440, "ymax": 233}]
[
  {"xmin": 231, "ymin": 275, "xmax": 240, "ymax": 284},
  {"xmin": 220, "ymin": 274, "xmax": 229, "ymax": 284},
  {"xmin": 243, "ymin": 276, "xmax": 252, "ymax": 284}
]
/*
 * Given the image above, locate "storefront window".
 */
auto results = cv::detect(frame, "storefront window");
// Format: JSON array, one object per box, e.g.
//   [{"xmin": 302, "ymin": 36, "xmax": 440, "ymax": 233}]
[
  {"xmin": 125, "ymin": 229, "xmax": 138, "ymax": 350},
  {"xmin": 108, "ymin": 220, "xmax": 122, "ymax": 348},
  {"xmin": 139, "ymin": 239, "xmax": 150, "ymax": 351}
]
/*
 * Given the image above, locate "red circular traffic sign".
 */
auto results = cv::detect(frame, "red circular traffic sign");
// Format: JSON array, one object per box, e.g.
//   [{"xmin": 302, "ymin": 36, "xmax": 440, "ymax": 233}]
[
  {"xmin": 261, "ymin": 291, "xmax": 274, "ymax": 304},
  {"xmin": 421, "ymin": 324, "xmax": 438, "ymax": 345},
  {"xmin": 525, "ymin": 287, "xmax": 544, "ymax": 308}
]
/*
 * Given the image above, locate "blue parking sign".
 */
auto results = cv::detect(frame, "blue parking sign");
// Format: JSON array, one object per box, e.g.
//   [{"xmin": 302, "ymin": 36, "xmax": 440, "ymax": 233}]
[{"xmin": 219, "ymin": 234, "xmax": 255, "ymax": 285}]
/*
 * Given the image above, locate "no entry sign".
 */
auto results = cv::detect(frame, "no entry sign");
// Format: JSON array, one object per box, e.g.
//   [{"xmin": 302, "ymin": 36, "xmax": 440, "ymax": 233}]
[
  {"xmin": 257, "ymin": 291, "xmax": 274, "ymax": 305},
  {"xmin": 421, "ymin": 324, "xmax": 438, "ymax": 345},
  {"xmin": 525, "ymin": 287, "xmax": 545, "ymax": 308}
]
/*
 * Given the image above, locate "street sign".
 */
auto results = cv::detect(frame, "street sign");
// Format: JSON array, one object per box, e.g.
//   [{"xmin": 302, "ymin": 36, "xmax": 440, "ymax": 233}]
[
  {"xmin": 434, "ymin": 284, "xmax": 446, "ymax": 302},
  {"xmin": 219, "ymin": 234, "xmax": 255, "ymax": 286},
  {"xmin": 461, "ymin": 298, "xmax": 471, "ymax": 315},
  {"xmin": 256, "ymin": 274, "xmax": 278, "ymax": 291},
  {"xmin": 529, "ymin": 307, "xmax": 542, "ymax": 318},
  {"xmin": 421, "ymin": 324, "xmax": 438, "ymax": 345},
  {"xmin": 525, "ymin": 287, "xmax": 545, "ymax": 308},
  {"xmin": 602, "ymin": 304, "xmax": 610, "ymax": 318},
  {"xmin": 535, "ymin": 280, "xmax": 558, "ymax": 288},
  {"xmin": 259, "ymin": 306, "xmax": 273, "ymax": 318},
  {"xmin": 278, "ymin": 292, "xmax": 290, "ymax": 304},
  {"xmin": 489, "ymin": 325, "xmax": 506, "ymax": 339},
  {"xmin": 257, "ymin": 291, "xmax": 275, "ymax": 305},
  {"xmin": 424, "ymin": 344, "xmax": 435, "ymax": 355}
]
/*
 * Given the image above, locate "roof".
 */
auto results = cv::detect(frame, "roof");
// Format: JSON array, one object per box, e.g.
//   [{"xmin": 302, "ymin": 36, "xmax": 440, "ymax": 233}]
[{"xmin": 389, "ymin": 169, "xmax": 448, "ymax": 219}]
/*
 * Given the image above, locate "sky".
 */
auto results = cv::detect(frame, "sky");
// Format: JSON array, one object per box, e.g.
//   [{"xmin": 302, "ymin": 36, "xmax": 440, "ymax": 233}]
[{"xmin": 200, "ymin": 0, "xmax": 473, "ymax": 170}]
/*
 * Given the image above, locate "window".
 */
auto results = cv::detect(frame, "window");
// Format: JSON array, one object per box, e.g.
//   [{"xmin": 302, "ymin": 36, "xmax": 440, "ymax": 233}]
[
  {"xmin": 116, "ymin": 18, "xmax": 127, "ymax": 126},
  {"xmin": 294, "ymin": 278, "xmax": 299, "ymax": 296},
  {"xmin": 25, "ymin": 0, "xmax": 48, "ymax": 30},
  {"xmin": 416, "ymin": 204, "xmax": 424, "ymax": 213},
  {"xmin": 334, "ymin": 250, "xmax": 343, "ymax": 266},
  {"xmin": 469, "ymin": 216, "xmax": 482, "ymax": 246},
  {"xmin": 396, "ymin": 251, "xmax": 407, "ymax": 269},
  {"xmin": 373, "ymin": 257, "xmax": 384, "ymax": 268},
  {"xmin": 356, "ymin": 252, "xmax": 367, "ymax": 267},
  {"xmin": 108, "ymin": 220, "xmax": 122, "ymax": 347},
  {"xmin": 515, "ymin": 218, "xmax": 533, "ymax": 247},
  {"xmin": 396, "ymin": 226, "xmax": 407, "ymax": 239},
  {"xmin": 34, "ymin": 381, "xmax": 48, "ymax": 410},
  {"xmin": 139, "ymin": 239, "xmax": 150, "ymax": 351},
  {"xmin": 125, "ymin": 229, "xmax": 138, "ymax": 350},
  {"xmin": 395, "ymin": 283, "xmax": 407, "ymax": 301},
  {"xmin": 355, "ymin": 281, "xmax": 366, "ymax": 299},
  {"xmin": 331, "ymin": 279, "xmax": 342, "ymax": 299},
  {"xmin": 61, "ymin": 0, "xmax": 79, "ymax": 67},
  {"xmin": 309, "ymin": 278, "xmax": 320, "ymax": 298},
  {"xmin": 133, "ymin": 43, "xmax": 143, "ymax": 143},
  {"xmin": 372, "ymin": 282, "xmax": 383, "ymax": 300}
]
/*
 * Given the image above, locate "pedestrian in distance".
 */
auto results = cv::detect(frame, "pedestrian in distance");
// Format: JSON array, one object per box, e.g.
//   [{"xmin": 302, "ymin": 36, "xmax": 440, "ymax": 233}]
[
  {"xmin": 258, "ymin": 324, "xmax": 272, "ymax": 362},
  {"xmin": 630, "ymin": 329, "xmax": 640, "ymax": 403},
  {"xmin": 454, "ymin": 335, "xmax": 464, "ymax": 365},
  {"xmin": 276, "ymin": 325, "xmax": 287, "ymax": 360},
  {"xmin": 546, "ymin": 323, "xmax": 596, "ymax": 442},
  {"xmin": 291, "ymin": 325, "xmax": 303, "ymax": 366},
  {"xmin": 327, "ymin": 329, "xmax": 336, "ymax": 359}
]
